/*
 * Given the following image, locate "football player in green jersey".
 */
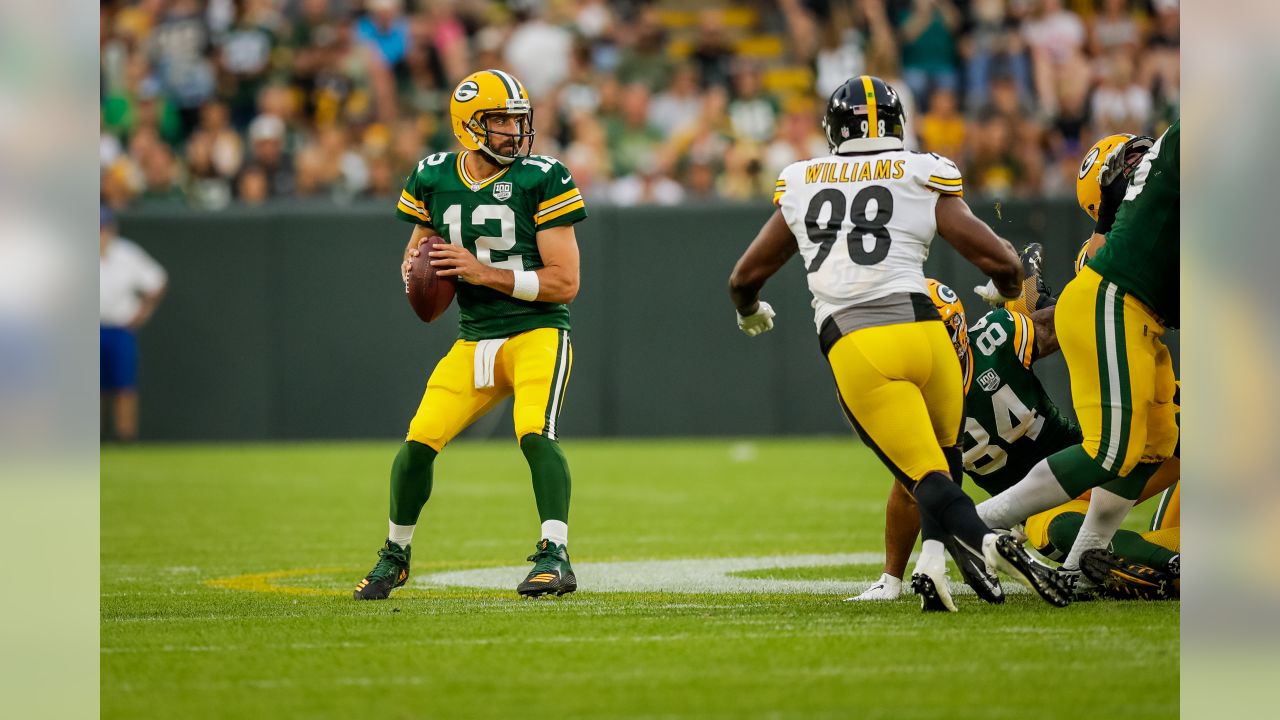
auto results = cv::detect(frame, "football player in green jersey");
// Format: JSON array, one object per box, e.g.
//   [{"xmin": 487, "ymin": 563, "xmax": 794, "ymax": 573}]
[
  {"xmin": 977, "ymin": 120, "xmax": 1179, "ymax": 587},
  {"xmin": 852, "ymin": 272, "xmax": 1179, "ymax": 603},
  {"xmin": 354, "ymin": 69, "xmax": 588, "ymax": 601}
]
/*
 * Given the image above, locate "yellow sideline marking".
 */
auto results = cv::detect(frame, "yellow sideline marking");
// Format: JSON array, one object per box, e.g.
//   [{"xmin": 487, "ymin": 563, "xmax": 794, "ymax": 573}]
[{"xmin": 204, "ymin": 567, "xmax": 348, "ymax": 596}]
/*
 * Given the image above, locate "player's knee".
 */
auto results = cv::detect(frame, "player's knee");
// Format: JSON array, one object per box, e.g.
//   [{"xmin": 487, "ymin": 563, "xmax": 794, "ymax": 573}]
[{"xmin": 406, "ymin": 419, "xmax": 448, "ymax": 453}]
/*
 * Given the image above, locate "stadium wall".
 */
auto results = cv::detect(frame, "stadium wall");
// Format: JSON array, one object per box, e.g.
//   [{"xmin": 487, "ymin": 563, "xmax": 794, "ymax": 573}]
[{"xmin": 118, "ymin": 200, "xmax": 1174, "ymax": 441}]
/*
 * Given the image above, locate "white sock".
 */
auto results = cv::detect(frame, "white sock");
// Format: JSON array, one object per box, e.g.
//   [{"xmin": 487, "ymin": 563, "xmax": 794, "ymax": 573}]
[
  {"xmin": 388, "ymin": 521, "xmax": 415, "ymax": 548},
  {"xmin": 915, "ymin": 539, "xmax": 946, "ymax": 572},
  {"xmin": 541, "ymin": 519, "xmax": 568, "ymax": 547},
  {"xmin": 1062, "ymin": 488, "xmax": 1135, "ymax": 570},
  {"xmin": 976, "ymin": 458, "xmax": 1072, "ymax": 529}
]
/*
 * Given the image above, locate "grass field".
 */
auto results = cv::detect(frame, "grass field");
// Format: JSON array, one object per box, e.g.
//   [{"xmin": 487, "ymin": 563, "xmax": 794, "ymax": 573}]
[{"xmin": 102, "ymin": 439, "xmax": 1178, "ymax": 719}]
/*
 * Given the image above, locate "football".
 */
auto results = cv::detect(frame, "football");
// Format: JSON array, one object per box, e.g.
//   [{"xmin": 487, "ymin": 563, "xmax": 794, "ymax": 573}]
[{"xmin": 405, "ymin": 242, "xmax": 456, "ymax": 323}]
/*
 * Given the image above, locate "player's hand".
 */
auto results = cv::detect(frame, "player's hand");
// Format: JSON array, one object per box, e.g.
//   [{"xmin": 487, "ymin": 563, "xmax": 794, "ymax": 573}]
[
  {"xmin": 1095, "ymin": 135, "xmax": 1153, "ymax": 235},
  {"xmin": 737, "ymin": 301, "xmax": 776, "ymax": 337},
  {"xmin": 973, "ymin": 280, "xmax": 1008, "ymax": 307},
  {"xmin": 429, "ymin": 243, "xmax": 489, "ymax": 284},
  {"xmin": 402, "ymin": 236, "xmax": 432, "ymax": 287}
]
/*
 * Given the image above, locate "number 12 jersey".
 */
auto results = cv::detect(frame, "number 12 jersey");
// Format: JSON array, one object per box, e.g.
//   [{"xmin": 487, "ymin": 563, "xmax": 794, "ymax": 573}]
[
  {"xmin": 396, "ymin": 150, "xmax": 587, "ymax": 340},
  {"xmin": 773, "ymin": 150, "xmax": 964, "ymax": 331}
]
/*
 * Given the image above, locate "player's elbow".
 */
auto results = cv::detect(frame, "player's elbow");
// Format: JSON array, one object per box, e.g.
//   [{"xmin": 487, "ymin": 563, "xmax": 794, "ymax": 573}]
[
  {"xmin": 542, "ymin": 271, "xmax": 579, "ymax": 304},
  {"xmin": 728, "ymin": 262, "xmax": 764, "ymax": 298}
]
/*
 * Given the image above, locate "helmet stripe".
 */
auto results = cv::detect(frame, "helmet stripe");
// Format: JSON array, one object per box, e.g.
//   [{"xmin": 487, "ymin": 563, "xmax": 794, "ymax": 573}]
[
  {"xmin": 860, "ymin": 76, "xmax": 878, "ymax": 138},
  {"xmin": 489, "ymin": 69, "xmax": 520, "ymax": 101}
]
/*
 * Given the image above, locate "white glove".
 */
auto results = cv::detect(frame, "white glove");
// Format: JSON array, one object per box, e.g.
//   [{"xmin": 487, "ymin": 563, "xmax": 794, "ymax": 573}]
[
  {"xmin": 844, "ymin": 572, "xmax": 902, "ymax": 602},
  {"xmin": 973, "ymin": 280, "xmax": 1019, "ymax": 308},
  {"xmin": 736, "ymin": 301, "xmax": 776, "ymax": 337}
]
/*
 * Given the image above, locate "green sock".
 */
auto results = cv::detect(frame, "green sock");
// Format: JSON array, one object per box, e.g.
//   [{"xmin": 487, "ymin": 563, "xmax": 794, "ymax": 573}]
[
  {"xmin": 1047, "ymin": 510, "xmax": 1176, "ymax": 568},
  {"xmin": 520, "ymin": 433, "xmax": 571, "ymax": 523},
  {"xmin": 389, "ymin": 440, "xmax": 437, "ymax": 527},
  {"xmin": 1109, "ymin": 529, "xmax": 1178, "ymax": 568},
  {"xmin": 1046, "ymin": 512, "xmax": 1085, "ymax": 561}
]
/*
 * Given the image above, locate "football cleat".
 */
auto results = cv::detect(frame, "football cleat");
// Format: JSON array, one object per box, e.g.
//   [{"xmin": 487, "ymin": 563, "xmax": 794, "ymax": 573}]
[
  {"xmin": 910, "ymin": 554, "xmax": 956, "ymax": 613},
  {"xmin": 845, "ymin": 572, "xmax": 902, "ymax": 602},
  {"xmin": 1080, "ymin": 549, "xmax": 1176, "ymax": 601},
  {"xmin": 517, "ymin": 539, "xmax": 577, "ymax": 598},
  {"xmin": 353, "ymin": 539, "xmax": 411, "ymax": 601},
  {"xmin": 983, "ymin": 533, "xmax": 1071, "ymax": 607},
  {"xmin": 943, "ymin": 535, "xmax": 1004, "ymax": 604},
  {"xmin": 1057, "ymin": 567, "xmax": 1099, "ymax": 601}
]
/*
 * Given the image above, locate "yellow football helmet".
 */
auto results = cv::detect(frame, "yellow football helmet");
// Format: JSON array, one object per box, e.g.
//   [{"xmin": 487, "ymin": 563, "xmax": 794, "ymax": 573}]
[
  {"xmin": 927, "ymin": 279, "xmax": 969, "ymax": 362},
  {"xmin": 450, "ymin": 69, "xmax": 535, "ymax": 165},
  {"xmin": 1075, "ymin": 133, "xmax": 1134, "ymax": 221}
]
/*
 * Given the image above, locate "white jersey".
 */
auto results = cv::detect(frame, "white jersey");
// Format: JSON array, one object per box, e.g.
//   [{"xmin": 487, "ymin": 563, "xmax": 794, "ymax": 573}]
[{"xmin": 773, "ymin": 150, "xmax": 964, "ymax": 331}]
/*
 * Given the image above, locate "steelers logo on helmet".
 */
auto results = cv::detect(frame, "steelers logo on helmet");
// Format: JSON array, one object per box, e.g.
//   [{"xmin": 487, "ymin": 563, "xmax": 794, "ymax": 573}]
[
  {"xmin": 927, "ymin": 278, "xmax": 969, "ymax": 362},
  {"xmin": 823, "ymin": 75, "xmax": 907, "ymax": 153},
  {"xmin": 449, "ymin": 69, "xmax": 536, "ymax": 165}
]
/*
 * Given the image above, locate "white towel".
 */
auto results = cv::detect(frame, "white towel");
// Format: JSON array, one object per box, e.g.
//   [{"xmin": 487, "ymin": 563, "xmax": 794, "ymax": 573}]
[{"xmin": 473, "ymin": 338, "xmax": 507, "ymax": 389}]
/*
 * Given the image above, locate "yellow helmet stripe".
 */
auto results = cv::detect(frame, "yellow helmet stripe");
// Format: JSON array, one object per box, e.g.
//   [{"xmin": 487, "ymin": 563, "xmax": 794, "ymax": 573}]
[
  {"xmin": 489, "ymin": 69, "xmax": 520, "ymax": 101},
  {"xmin": 861, "ymin": 76, "xmax": 878, "ymax": 138}
]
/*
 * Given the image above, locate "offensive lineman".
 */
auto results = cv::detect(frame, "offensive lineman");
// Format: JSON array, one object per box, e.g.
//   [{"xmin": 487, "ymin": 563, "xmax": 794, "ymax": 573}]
[
  {"xmin": 354, "ymin": 69, "xmax": 587, "ymax": 600},
  {"xmin": 727, "ymin": 75, "xmax": 1070, "ymax": 612},
  {"xmin": 855, "ymin": 277, "xmax": 1179, "ymax": 602},
  {"xmin": 977, "ymin": 120, "xmax": 1180, "ymax": 585}
]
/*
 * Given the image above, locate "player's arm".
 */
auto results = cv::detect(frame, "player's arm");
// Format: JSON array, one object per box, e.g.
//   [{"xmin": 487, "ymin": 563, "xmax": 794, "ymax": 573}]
[
  {"xmin": 1030, "ymin": 305, "xmax": 1059, "ymax": 360},
  {"xmin": 934, "ymin": 195, "xmax": 1023, "ymax": 299},
  {"xmin": 728, "ymin": 209, "xmax": 798, "ymax": 314},
  {"xmin": 429, "ymin": 224, "xmax": 581, "ymax": 303}
]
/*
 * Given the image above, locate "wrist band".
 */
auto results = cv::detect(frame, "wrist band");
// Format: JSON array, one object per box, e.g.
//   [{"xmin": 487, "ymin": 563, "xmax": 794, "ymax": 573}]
[{"xmin": 512, "ymin": 270, "xmax": 539, "ymax": 301}]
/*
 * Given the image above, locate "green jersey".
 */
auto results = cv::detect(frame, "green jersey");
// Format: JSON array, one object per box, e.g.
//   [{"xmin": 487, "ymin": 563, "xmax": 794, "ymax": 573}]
[
  {"xmin": 961, "ymin": 309, "xmax": 1082, "ymax": 496},
  {"xmin": 1090, "ymin": 119, "xmax": 1179, "ymax": 326},
  {"xmin": 396, "ymin": 150, "xmax": 588, "ymax": 340}
]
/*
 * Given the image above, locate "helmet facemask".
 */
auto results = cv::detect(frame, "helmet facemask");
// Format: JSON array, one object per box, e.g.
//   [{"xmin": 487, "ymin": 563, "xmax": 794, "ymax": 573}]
[{"xmin": 468, "ymin": 108, "xmax": 536, "ymax": 166}]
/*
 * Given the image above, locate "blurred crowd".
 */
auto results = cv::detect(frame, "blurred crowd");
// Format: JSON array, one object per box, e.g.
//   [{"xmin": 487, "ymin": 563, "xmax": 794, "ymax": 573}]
[{"xmin": 100, "ymin": 0, "xmax": 1180, "ymax": 210}]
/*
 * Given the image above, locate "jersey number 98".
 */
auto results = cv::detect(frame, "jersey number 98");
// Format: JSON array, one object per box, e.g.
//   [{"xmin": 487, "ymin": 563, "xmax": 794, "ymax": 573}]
[{"xmin": 804, "ymin": 185, "xmax": 894, "ymax": 272}]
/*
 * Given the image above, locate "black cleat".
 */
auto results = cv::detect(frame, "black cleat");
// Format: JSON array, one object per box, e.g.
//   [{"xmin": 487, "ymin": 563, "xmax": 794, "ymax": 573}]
[
  {"xmin": 944, "ymin": 535, "xmax": 1004, "ymax": 605},
  {"xmin": 985, "ymin": 533, "xmax": 1071, "ymax": 607},
  {"xmin": 1080, "ymin": 549, "xmax": 1176, "ymax": 601},
  {"xmin": 353, "ymin": 539, "xmax": 411, "ymax": 600},
  {"xmin": 910, "ymin": 570, "xmax": 956, "ymax": 613},
  {"xmin": 517, "ymin": 539, "xmax": 577, "ymax": 598}
]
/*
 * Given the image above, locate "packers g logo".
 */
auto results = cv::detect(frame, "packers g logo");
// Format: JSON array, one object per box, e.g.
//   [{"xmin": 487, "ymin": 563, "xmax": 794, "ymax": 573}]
[
  {"xmin": 936, "ymin": 283, "xmax": 958, "ymax": 304},
  {"xmin": 1078, "ymin": 147, "xmax": 1101, "ymax": 179},
  {"xmin": 454, "ymin": 81, "xmax": 479, "ymax": 102}
]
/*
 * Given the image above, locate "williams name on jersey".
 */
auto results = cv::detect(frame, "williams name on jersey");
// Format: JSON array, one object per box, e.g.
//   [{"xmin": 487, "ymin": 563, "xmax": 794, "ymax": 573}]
[{"xmin": 774, "ymin": 150, "xmax": 964, "ymax": 332}]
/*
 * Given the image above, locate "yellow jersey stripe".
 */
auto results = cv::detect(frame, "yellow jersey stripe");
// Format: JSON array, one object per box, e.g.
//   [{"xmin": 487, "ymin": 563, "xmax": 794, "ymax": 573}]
[
  {"xmin": 861, "ymin": 76, "xmax": 878, "ymax": 138},
  {"xmin": 772, "ymin": 190, "xmax": 785, "ymax": 206},
  {"xmin": 929, "ymin": 187, "xmax": 964, "ymax": 197},
  {"xmin": 1020, "ymin": 313, "xmax": 1036, "ymax": 368},
  {"xmin": 535, "ymin": 195, "xmax": 583, "ymax": 220},
  {"xmin": 538, "ymin": 188, "xmax": 581, "ymax": 211},
  {"xmin": 398, "ymin": 197, "xmax": 429, "ymax": 221},
  {"xmin": 927, "ymin": 176, "xmax": 963, "ymax": 186},
  {"xmin": 536, "ymin": 199, "xmax": 585, "ymax": 225},
  {"xmin": 1011, "ymin": 311, "xmax": 1025, "ymax": 366},
  {"xmin": 400, "ymin": 190, "xmax": 425, "ymax": 210}
]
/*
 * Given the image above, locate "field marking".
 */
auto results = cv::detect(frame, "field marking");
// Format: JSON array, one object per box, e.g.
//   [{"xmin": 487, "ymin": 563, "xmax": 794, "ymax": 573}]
[
  {"xmin": 204, "ymin": 566, "xmax": 348, "ymax": 596},
  {"xmin": 202, "ymin": 554, "xmax": 1031, "ymax": 598},
  {"xmin": 418, "ymin": 553, "xmax": 1029, "ymax": 596}
]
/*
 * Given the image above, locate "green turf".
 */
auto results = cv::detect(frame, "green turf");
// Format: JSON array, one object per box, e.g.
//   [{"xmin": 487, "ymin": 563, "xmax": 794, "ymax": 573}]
[{"xmin": 102, "ymin": 438, "xmax": 1178, "ymax": 719}]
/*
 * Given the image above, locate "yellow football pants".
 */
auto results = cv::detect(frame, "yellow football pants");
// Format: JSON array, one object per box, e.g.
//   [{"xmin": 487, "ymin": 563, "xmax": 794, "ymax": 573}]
[
  {"xmin": 406, "ymin": 328, "xmax": 572, "ymax": 451},
  {"xmin": 1055, "ymin": 266, "xmax": 1178, "ymax": 476},
  {"xmin": 827, "ymin": 321, "xmax": 964, "ymax": 483}
]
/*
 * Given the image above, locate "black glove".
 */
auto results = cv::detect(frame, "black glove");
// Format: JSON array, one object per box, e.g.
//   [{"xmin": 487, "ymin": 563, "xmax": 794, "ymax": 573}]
[{"xmin": 1094, "ymin": 135, "xmax": 1154, "ymax": 236}]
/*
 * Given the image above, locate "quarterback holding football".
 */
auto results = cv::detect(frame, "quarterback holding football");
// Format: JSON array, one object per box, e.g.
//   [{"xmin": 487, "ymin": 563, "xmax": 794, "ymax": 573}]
[{"xmin": 354, "ymin": 69, "xmax": 587, "ymax": 601}]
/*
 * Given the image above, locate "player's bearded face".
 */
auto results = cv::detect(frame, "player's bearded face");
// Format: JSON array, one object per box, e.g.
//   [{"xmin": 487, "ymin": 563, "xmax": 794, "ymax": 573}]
[{"xmin": 484, "ymin": 113, "xmax": 528, "ymax": 156}]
